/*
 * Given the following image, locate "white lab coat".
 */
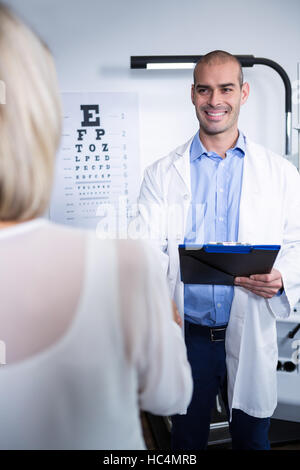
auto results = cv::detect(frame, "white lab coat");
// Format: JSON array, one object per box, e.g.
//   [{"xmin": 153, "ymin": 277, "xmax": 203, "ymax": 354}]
[{"xmin": 132, "ymin": 135, "xmax": 300, "ymax": 418}]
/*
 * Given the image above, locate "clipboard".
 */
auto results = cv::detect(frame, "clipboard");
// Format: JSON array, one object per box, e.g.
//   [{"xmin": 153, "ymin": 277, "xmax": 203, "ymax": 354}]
[{"xmin": 179, "ymin": 244, "xmax": 281, "ymax": 285}]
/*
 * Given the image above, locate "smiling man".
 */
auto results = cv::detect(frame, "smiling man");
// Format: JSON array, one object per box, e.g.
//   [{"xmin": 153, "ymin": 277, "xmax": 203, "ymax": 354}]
[
  {"xmin": 132, "ymin": 50, "xmax": 300, "ymax": 450},
  {"xmin": 192, "ymin": 56, "xmax": 247, "ymax": 149}
]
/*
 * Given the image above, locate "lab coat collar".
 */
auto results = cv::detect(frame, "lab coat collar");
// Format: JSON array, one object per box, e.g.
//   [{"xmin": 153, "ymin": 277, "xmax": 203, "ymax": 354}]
[
  {"xmin": 171, "ymin": 131, "xmax": 248, "ymax": 197},
  {"xmin": 190, "ymin": 129, "xmax": 246, "ymax": 162}
]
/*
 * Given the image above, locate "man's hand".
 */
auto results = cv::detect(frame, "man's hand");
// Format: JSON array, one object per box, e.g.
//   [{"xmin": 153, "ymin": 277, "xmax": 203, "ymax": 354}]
[
  {"xmin": 234, "ymin": 268, "xmax": 283, "ymax": 298},
  {"xmin": 171, "ymin": 300, "xmax": 183, "ymax": 327}
]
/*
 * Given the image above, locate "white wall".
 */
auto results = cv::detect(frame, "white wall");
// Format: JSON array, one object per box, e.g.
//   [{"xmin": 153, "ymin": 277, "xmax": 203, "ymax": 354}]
[{"xmin": 8, "ymin": 0, "xmax": 300, "ymax": 178}]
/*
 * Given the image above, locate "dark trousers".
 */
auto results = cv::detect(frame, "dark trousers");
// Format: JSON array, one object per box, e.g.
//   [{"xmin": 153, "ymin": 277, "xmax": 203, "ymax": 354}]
[{"xmin": 171, "ymin": 320, "xmax": 270, "ymax": 450}]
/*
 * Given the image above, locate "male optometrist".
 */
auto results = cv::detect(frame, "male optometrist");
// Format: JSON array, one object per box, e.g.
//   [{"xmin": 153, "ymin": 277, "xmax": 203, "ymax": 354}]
[{"xmin": 130, "ymin": 50, "xmax": 300, "ymax": 450}]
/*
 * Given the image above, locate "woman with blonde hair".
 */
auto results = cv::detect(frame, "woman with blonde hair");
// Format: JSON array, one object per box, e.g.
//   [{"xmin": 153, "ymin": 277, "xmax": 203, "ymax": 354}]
[{"xmin": 0, "ymin": 3, "xmax": 192, "ymax": 449}]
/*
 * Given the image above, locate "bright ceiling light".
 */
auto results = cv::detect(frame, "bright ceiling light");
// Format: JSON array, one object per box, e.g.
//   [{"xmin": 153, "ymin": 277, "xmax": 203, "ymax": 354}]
[{"xmin": 146, "ymin": 62, "xmax": 195, "ymax": 70}]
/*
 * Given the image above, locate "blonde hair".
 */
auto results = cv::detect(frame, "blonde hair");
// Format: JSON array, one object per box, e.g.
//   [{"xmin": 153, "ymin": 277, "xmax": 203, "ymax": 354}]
[{"xmin": 0, "ymin": 3, "xmax": 61, "ymax": 221}]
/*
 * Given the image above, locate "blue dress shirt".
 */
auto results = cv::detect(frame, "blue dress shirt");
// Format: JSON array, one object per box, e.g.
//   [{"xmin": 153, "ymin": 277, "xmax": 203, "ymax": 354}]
[{"xmin": 184, "ymin": 131, "xmax": 246, "ymax": 326}]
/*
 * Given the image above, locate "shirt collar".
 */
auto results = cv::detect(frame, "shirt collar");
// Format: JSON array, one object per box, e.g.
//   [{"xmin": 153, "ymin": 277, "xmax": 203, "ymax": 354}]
[{"xmin": 190, "ymin": 130, "xmax": 246, "ymax": 162}]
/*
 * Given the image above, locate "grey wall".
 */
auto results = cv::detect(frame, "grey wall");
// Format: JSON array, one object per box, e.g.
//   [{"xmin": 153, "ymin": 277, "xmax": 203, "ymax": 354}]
[{"xmin": 7, "ymin": 0, "xmax": 300, "ymax": 175}]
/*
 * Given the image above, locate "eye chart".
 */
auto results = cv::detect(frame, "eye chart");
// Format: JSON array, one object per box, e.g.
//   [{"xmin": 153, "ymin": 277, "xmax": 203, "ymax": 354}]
[{"xmin": 49, "ymin": 92, "xmax": 139, "ymax": 234}]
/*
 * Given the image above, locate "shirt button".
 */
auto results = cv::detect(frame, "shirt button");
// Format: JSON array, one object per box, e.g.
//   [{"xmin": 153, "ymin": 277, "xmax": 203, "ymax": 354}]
[
  {"xmin": 217, "ymin": 303, "xmax": 222, "ymax": 308},
  {"xmin": 219, "ymin": 188, "xmax": 224, "ymax": 193},
  {"xmin": 184, "ymin": 194, "xmax": 189, "ymax": 200},
  {"xmin": 219, "ymin": 217, "xmax": 224, "ymax": 222}
]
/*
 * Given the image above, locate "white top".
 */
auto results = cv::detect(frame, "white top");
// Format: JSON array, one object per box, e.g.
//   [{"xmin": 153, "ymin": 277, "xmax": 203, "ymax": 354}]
[{"xmin": 0, "ymin": 220, "xmax": 192, "ymax": 449}]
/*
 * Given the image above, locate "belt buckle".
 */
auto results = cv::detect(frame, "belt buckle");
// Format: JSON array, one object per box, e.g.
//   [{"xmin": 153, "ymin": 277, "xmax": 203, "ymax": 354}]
[{"xmin": 210, "ymin": 327, "xmax": 226, "ymax": 342}]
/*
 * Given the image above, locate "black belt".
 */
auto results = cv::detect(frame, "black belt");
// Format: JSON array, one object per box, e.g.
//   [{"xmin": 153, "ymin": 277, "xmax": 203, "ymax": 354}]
[{"xmin": 185, "ymin": 321, "xmax": 227, "ymax": 342}]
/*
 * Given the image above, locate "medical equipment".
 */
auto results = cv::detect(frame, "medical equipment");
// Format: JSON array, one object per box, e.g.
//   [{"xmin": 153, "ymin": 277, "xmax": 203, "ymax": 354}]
[
  {"xmin": 273, "ymin": 305, "xmax": 300, "ymax": 423},
  {"xmin": 272, "ymin": 63, "xmax": 300, "ymax": 428}
]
